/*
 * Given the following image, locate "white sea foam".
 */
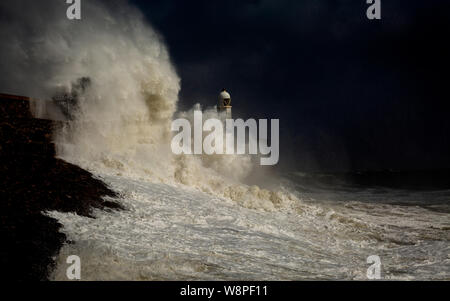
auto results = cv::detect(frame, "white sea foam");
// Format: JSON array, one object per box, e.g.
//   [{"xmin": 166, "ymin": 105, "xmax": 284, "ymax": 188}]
[{"xmin": 47, "ymin": 173, "xmax": 450, "ymax": 280}]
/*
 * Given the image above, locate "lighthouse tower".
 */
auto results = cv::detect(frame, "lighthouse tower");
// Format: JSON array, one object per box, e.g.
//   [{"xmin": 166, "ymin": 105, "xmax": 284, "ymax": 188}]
[{"xmin": 218, "ymin": 89, "xmax": 232, "ymax": 119}]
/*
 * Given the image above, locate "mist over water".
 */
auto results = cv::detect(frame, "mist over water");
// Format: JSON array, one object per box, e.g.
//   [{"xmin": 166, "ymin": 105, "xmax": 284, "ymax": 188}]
[{"xmin": 1, "ymin": 0, "xmax": 449, "ymax": 280}]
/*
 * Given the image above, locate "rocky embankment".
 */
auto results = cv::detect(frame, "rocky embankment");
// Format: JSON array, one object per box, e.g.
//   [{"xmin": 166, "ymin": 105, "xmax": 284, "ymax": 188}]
[{"xmin": 0, "ymin": 94, "xmax": 121, "ymax": 281}]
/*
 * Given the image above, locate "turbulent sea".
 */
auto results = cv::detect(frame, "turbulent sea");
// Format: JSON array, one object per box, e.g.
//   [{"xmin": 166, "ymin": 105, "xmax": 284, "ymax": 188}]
[
  {"xmin": 1, "ymin": 0, "xmax": 448, "ymax": 281},
  {"xmin": 47, "ymin": 170, "xmax": 450, "ymax": 280}
]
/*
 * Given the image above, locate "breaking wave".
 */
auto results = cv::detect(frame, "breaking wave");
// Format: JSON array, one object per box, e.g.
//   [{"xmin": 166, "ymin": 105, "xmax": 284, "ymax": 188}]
[{"xmin": 1, "ymin": 0, "xmax": 293, "ymax": 211}]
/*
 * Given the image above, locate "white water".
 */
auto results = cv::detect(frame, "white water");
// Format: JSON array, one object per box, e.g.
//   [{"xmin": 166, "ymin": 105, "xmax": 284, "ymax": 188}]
[
  {"xmin": 47, "ymin": 173, "xmax": 450, "ymax": 280},
  {"xmin": 1, "ymin": 0, "xmax": 448, "ymax": 280}
]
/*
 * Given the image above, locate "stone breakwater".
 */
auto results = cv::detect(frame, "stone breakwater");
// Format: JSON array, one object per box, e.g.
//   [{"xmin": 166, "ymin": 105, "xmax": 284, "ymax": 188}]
[{"xmin": 0, "ymin": 94, "xmax": 121, "ymax": 281}]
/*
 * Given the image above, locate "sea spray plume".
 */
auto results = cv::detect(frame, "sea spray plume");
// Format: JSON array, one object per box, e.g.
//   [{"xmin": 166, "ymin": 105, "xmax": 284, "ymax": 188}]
[
  {"xmin": 171, "ymin": 105, "xmax": 297, "ymax": 211},
  {"xmin": 173, "ymin": 105, "xmax": 254, "ymax": 182},
  {"xmin": 0, "ymin": 0, "xmax": 298, "ymax": 211},
  {"xmin": 0, "ymin": 0, "xmax": 180, "ymax": 179}
]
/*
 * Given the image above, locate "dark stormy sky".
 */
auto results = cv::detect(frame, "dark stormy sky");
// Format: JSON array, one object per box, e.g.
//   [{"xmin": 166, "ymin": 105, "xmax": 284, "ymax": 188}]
[{"xmin": 130, "ymin": 1, "xmax": 449, "ymax": 172}]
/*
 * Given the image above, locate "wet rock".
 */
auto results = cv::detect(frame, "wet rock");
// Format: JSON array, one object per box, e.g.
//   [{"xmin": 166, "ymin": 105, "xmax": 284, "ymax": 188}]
[{"xmin": 0, "ymin": 94, "xmax": 122, "ymax": 281}]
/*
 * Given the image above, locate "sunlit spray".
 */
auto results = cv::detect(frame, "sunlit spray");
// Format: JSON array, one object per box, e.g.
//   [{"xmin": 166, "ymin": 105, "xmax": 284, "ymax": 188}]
[
  {"xmin": 171, "ymin": 110, "xmax": 280, "ymax": 166},
  {"xmin": 0, "ymin": 0, "xmax": 291, "ymax": 209}
]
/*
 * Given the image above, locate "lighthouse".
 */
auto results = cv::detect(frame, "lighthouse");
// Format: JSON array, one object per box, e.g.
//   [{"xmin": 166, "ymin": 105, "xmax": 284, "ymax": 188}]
[{"xmin": 218, "ymin": 88, "xmax": 232, "ymax": 119}]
